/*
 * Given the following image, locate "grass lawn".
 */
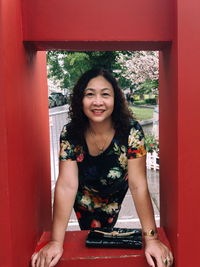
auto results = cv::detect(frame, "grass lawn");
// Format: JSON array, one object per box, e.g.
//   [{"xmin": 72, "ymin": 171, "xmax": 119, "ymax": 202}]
[{"xmin": 129, "ymin": 106, "xmax": 154, "ymax": 121}]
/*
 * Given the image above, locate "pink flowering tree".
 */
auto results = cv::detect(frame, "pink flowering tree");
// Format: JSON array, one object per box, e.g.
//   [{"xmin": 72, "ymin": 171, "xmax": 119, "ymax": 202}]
[{"xmin": 116, "ymin": 51, "xmax": 159, "ymax": 98}]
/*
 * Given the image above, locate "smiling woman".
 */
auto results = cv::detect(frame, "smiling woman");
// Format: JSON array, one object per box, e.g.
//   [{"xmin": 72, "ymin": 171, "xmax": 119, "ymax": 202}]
[
  {"xmin": 82, "ymin": 76, "xmax": 114, "ymax": 125},
  {"xmin": 32, "ymin": 68, "xmax": 173, "ymax": 267}
]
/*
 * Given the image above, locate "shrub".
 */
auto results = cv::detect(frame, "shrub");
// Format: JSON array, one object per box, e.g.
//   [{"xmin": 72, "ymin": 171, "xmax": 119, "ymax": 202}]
[
  {"xmin": 133, "ymin": 100, "xmax": 146, "ymax": 105},
  {"xmin": 145, "ymin": 133, "xmax": 159, "ymax": 154},
  {"xmin": 145, "ymin": 98, "xmax": 157, "ymax": 105}
]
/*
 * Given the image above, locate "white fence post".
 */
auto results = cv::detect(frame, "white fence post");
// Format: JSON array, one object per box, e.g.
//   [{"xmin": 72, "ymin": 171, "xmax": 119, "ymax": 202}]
[
  {"xmin": 146, "ymin": 151, "xmax": 159, "ymax": 170},
  {"xmin": 49, "ymin": 109, "xmax": 68, "ymax": 189}
]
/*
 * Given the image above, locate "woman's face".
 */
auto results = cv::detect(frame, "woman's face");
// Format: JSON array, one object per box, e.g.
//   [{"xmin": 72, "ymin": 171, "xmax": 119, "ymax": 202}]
[{"xmin": 82, "ymin": 75, "xmax": 114, "ymax": 124}]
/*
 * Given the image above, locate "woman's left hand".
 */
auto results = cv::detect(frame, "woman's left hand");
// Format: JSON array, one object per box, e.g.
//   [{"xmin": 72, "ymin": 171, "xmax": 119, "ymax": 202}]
[{"xmin": 145, "ymin": 239, "xmax": 173, "ymax": 267}]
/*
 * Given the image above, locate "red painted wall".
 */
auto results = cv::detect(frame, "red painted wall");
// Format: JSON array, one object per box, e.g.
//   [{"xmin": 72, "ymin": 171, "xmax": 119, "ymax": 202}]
[
  {"xmin": 160, "ymin": 1, "xmax": 200, "ymax": 265},
  {"xmin": 159, "ymin": 44, "xmax": 179, "ymax": 260},
  {"xmin": 177, "ymin": 0, "xmax": 200, "ymax": 265},
  {"xmin": 0, "ymin": 0, "xmax": 51, "ymax": 266},
  {"xmin": 2, "ymin": 0, "xmax": 200, "ymax": 266},
  {"xmin": 22, "ymin": 0, "xmax": 173, "ymax": 44}
]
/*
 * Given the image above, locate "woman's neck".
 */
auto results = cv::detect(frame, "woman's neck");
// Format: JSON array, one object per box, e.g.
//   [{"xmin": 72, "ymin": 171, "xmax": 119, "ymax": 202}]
[{"xmin": 88, "ymin": 120, "xmax": 114, "ymax": 135}]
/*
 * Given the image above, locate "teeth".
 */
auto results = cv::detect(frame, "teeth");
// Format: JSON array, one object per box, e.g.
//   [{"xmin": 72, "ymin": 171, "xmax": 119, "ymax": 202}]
[{"xmin": 93, "ymin": 110, "xmax": 104, "ymax": 113}]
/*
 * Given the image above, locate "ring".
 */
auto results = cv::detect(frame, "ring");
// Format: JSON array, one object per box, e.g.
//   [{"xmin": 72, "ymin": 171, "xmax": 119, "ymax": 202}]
[
  {"xmin": 163, "ymin": 257, "xmax": 170, "ymax": 265},
  {"xmin": 163, "ymin": 258, "xmax": 168, "ymax": 265}
]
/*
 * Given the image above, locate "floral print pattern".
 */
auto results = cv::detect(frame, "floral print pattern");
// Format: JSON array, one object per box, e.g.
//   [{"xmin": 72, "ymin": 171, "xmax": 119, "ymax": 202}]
[
  {"xmin": 59, "ymin": 120, "xmax": 146, "ymax": 230},
  {"xmin": 108, "ymin": 167, "xmax": 122, "ymax": 179}
]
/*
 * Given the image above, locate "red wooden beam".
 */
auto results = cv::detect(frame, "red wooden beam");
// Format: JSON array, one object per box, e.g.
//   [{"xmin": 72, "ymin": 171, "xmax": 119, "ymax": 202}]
[
  {"xmin": 22, "ymin": 0, "xmax": 174, "ymax": 47},
  {"xmin": 35, "ymin": 228, "xmax": 170, "ymax": 267},
  {"xmin": 25, "ymin": 41, "xmax": 171, "ymax": 52}
]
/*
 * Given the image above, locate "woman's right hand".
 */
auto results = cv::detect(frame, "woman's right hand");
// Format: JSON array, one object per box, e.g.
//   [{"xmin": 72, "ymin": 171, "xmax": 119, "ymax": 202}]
[{"xmin": 31, "ymin": 241, "xmax": 63, "ymax": 267}]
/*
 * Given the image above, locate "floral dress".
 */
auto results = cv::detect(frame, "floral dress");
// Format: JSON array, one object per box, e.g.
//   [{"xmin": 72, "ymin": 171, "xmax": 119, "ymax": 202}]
[{"xmin": 59, "ymin": 120, "xmax": 147, "ymax": 230}]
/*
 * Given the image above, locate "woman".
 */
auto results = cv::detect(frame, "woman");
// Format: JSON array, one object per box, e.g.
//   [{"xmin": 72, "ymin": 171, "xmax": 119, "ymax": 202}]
[{"xmin": 32, "ymin": 68, "xmax": 173, "ymax": 267}]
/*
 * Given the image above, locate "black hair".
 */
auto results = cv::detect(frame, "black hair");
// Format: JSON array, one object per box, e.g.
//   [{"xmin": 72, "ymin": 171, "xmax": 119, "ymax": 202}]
[{"xmin": 68, "ymin": 68, "xmax": 134, "ymax": 142}]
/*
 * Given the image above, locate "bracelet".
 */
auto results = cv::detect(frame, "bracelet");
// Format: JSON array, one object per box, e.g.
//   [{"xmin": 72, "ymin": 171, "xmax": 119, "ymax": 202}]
[{"xmin": 143, "ymin": 229, "xmax": 158, "ymax": 237}]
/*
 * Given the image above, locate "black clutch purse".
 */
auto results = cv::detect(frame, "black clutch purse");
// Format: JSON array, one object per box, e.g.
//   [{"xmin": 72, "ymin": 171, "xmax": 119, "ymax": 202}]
[{"xmin": 86, "ymin": 228, "xmax": 142, "ymax": 249}]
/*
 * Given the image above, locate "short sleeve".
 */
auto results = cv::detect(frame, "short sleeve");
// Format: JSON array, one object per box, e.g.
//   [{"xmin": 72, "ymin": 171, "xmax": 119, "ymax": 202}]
[
  {"xmin": 127, "ymin": 121, "xmax": 147, "ymax": 159},
  {"xmin": 59, "ymin": 125, "xmax": 76, "ymax": 161}
]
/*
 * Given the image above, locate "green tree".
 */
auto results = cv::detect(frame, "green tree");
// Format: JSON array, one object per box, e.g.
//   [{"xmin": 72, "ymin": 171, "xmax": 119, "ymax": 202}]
[
  {"xmin": 47, "ymin": 51, "xmax": 134, "ymax": 91},
  {"xmin": 134, "ymin": 79, "xmax": 159, "ymax": 99}
]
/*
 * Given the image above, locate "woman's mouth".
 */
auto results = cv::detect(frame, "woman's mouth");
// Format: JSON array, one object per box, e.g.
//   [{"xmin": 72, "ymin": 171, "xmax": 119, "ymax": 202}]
[{"xmin": 92, "ymin": 109, "xmax": 105, "ymax": 115}]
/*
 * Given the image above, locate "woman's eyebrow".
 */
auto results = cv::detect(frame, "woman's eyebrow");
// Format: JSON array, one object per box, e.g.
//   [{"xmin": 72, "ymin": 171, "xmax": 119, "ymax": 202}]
[
  {"xmin": 85, "ymin": 88, "xmax": 111, "ymax": 91},
  {"xmin": 101, "ymin": 88, "xmax": 111, "ymax": 91},
  {"xmin": 85, "ymin": 88, "xmax": 95, "ymax": 91}
]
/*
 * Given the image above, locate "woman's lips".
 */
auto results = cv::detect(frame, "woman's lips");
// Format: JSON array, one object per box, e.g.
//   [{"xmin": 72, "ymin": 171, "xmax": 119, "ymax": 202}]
[{"xmin": 91, "ymin": 109, "xmax": 105, "ymax": 115}]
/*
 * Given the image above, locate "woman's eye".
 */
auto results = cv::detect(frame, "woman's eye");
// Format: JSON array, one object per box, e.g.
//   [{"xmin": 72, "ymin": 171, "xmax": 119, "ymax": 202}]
[
  {"xmin": 85, "ymin": 92, "xmax": 94, "ymax": 96},
  {"xmin": 102, "ymin": 93, "xmax": 110, "ymax": 96}
]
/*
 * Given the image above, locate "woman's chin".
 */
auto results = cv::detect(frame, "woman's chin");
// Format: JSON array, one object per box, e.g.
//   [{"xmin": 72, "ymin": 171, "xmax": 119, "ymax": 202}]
[{"xmin": 88, "ymin": 116, "xmax": 111, "ymax": 124}]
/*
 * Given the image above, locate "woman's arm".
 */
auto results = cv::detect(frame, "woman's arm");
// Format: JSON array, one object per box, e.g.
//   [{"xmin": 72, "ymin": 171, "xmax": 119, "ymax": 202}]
[
  {"xmin": 128, "ymin": 156, "xmax": 173, "ymax": 267},
  {"xmin": 51, "ymin": 160, "xmax": 78, "ymax": 244},
  {"xmin": 31, "ymin": 159, "xmax": 78, "ymax": 267},
  {"xmin": 128, "ymin": 156, "xmax": 157, "ymax": 236}
]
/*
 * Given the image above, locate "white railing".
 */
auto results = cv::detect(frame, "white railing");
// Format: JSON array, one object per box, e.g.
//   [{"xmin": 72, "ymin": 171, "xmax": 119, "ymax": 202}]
[
  {"xmin": 49, "ymin": 109, "xmax": 69, "ymax": 189},
  {"xmin": 146, "ymin": 151, "xmax": 159, "ymax": 170}
]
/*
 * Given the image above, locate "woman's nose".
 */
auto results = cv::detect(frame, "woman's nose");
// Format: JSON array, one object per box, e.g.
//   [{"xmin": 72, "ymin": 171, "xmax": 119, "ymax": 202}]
[{"xmin": 93, "ymin": 95, "xmax": 103, "ymax": 105}]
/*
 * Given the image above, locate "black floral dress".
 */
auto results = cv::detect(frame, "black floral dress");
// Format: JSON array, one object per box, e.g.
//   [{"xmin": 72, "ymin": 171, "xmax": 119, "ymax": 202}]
[{"xmin": 59, "ymin": 120, "xmax": 147, "ymax": 230}]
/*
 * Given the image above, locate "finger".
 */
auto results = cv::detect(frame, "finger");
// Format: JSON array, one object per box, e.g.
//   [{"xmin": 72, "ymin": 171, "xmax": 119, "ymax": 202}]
[
  {"xmin": 145, "ymin": 252, "xmax": 155, "ymax": 267},
  {"xmin": 49, "ymin": 254, "xmax": 62, "ymax": 267},
  {"xmin": 162, "ymin": 256, "xmax": 171, "ymax": 267},
  {"xmin": 36, "ymin": 255, "xmax": 41, "ymax": 267},
  {"xmin": 31, "ymin": 253, "xmax": 38, "ymax": 267},
  {"xmin": 167, "ymin": 256, "xmax": 173, "ymax": 266},
  {"xmin": 169, "ymin": 252, "xmax": 174, "ymax": 265},
  {"xmin": 164, "ymin": 255, "xmax": 172, "ymax": 267},
  {"xmin": 39, "ymin": 257, "xmax": 45, "ymax": 267},
  {"xmin": 44, "ymin": 255, "xmax": 53, "ymax": 267},
  {"xmin": 31, "ymin": 252, "xmax": 37, "ymax": 260},
  {"xmin": 154, "ymin": 255, "xmax": 163, "ymax": 267}
]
